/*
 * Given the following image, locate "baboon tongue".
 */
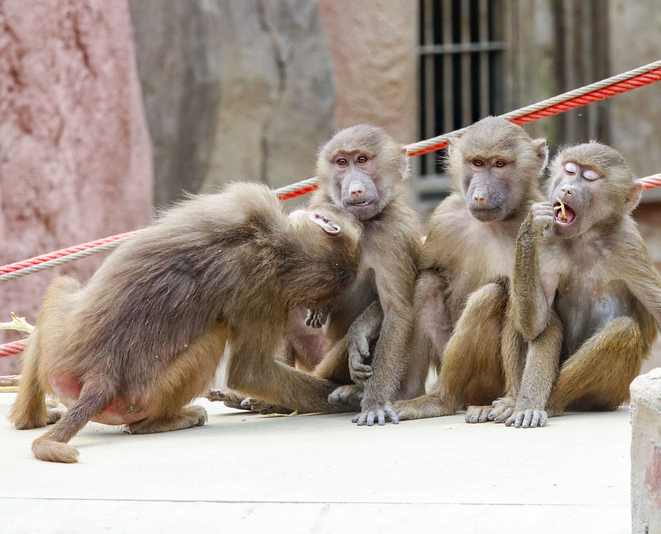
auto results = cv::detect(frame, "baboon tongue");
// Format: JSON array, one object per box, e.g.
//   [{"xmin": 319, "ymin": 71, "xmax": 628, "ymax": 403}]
[{"xmin": 555, "ymin": 204, "xmax": 576, "ymax": 224}]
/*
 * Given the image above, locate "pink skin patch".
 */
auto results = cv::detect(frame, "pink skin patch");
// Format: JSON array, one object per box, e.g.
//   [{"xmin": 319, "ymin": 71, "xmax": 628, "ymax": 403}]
[
  {"xmin": 645, "ymin": 445, "xmax": 661, "ymax": 508},
  {"xmin": 49, "ymin": 371, "xmax": 150, "ymax": 425}
]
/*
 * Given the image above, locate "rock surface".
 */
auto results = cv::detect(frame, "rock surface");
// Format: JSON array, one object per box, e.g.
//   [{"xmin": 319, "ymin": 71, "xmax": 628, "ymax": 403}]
[
  {"xmin": 129, "ymin": 0, "xmax": 335, "ymax": 206},
  {"xmin": 318, "ymin": 0, "xmax": 418, "ymax": 145},
  {"xmin": 0, "ymin": 0, "xmax": 153, "ymax": 374}
]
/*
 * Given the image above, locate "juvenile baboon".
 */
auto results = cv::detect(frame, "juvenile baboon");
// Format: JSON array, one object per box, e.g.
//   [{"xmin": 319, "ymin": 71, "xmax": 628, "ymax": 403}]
[
  {"xmin": 488, "ymin": 142, "xmax": 659, "ymax": 428},
  {"xmin": 392, "ymin": 117, "xmax": 548, "ymax": 421},
  {"xmin": 305, "ymin": 124, "xmax": 423, "ymax": 426},
  {"xmin": 9, "ymin": 183, "xmax": 363, "ymax": 462}
]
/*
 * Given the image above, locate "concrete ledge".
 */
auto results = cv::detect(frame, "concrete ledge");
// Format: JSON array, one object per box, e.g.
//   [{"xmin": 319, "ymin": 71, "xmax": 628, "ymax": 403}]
[
  {"xmin": 1, "ymin": 394, "xmax": 632, "ymax": 533},
  {"xmin": 631, "ymin": 367, "xmax": 661, "ymax": 534},
  {"xmin": 0, "ymin": 500, "xmax": 630, "ymax": 534}
]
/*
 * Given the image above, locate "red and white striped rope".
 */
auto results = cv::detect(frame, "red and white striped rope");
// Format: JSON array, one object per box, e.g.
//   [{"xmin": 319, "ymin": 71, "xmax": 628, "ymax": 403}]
[
  {"xmin": 405, "ymin": 59, "xmax": 661, "ymax": 156},
  {"xmin": 640, "ymin": 174, "xmax": 661, "ymax": 190}
]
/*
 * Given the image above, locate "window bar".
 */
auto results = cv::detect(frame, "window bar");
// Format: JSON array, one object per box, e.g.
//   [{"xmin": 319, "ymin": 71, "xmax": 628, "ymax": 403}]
[{"xmin": 460, "ymin": 0, "xmax": 472, "ymax": 126}]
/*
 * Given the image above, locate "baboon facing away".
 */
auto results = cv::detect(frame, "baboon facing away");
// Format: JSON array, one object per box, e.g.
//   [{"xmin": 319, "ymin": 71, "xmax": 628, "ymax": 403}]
[
  {"xmin": 9, "ymin": 183, "xmax": 363, "ymax": 462},
  {"xmin": 479, "ymin": 143, "xmax": 659, "ymax": 428},
  {"xmin": 392, "ymin": 117, "xmax": 548, "ymax": 421}
]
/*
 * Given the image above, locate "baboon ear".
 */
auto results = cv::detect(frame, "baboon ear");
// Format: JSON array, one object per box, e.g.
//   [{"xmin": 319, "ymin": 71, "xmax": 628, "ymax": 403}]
[
  {"xmin": 627, "ymin": 181, "xmax": 645, "ymax": 212},
  {"xmin": 447, "ymin": 136, "xmax": 457, "ymax": 157},
  {"xmin": 533, "ymin": 138, "xmax": 549, "ymax": 173},
  {"xmin": 310, "ymin": 212, "xmax": 341, "ymax": 235}
]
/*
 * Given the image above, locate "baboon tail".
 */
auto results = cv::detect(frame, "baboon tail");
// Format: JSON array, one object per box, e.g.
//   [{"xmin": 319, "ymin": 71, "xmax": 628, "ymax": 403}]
[{"xmin": 32, "ymin": 376, "xmax": 113, "ymax": 463}]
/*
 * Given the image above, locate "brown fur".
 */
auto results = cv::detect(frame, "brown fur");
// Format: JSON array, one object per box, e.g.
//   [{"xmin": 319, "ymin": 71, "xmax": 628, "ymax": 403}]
[
  {"xmin": 302, "ymin": 124, "xmax": 423, "ymax": 426},
  {"xmin": 9, "ymin": 182, "xmax": 363, "ymax": 462},
  {"xmin": 392, "ymin": 117, "xmax": 548, "ymax": 421},
  {"xmin": 498, "ymin": 143, "xmax": 658, "ymax": 428}
]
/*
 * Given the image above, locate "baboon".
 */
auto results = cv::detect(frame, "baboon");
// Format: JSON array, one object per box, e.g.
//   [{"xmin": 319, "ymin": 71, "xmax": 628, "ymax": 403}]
[
  {"xmin": 305, "ymin": 124, "xmax": 423, "ymax": 426},
  {"xmin": 9, "ymin": 183, "xmax": 363, "ymax": 462},
  {"xmin": 486, "ymin": 142, "xmax": 659, "ymax": 428},
  {"xmin": 392, "ymin": 117, "xmax": 548, "ymax": 421}
]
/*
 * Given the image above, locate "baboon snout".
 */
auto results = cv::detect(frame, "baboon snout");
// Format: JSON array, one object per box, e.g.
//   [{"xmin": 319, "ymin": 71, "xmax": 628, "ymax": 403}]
[
  {"xmin": 349, "ymin": 181, "xmax": 365, "ymax": 198},
  {"xmin": 558, "ymin": 184, "xmax": 580, "ymax": 200},
  {"xmin": 473, "ymin": 188, "xmax": 488, "ymax": 204}
]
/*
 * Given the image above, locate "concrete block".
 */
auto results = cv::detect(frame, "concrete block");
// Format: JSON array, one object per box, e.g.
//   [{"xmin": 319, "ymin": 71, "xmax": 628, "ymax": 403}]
[{"xmin": 631, "ymin": 367, "xmax": 661, "ymax": 534}]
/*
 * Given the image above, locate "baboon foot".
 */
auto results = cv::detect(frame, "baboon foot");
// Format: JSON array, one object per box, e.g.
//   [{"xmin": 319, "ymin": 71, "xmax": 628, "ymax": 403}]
[{"xmin": 124, "ymin": 405, "xmax": 208, "ymax": 434}]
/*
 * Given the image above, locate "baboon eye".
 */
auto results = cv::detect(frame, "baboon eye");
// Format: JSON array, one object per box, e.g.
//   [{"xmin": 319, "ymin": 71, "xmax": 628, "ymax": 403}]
[
  {"xmin": 564, "ymin": 162, "xmax": 578, "ymax": 176},
  {"xmin": 356, "ymin": 155, "xmax": 368, "ymax": 164},
  {"xmin": 583, "ymin": 170, "xmax": 600, "ymax": 181},
  {"xmin": 472, "ymin": 159, "xmax": 484, "ymax": 167},
  {"xmin": 336, "ymin": 158, "xmax": 348, "ymax": 166},
  {"xmin": 494, "ymin": 160, "xmax": 507, "ymax": 168}
]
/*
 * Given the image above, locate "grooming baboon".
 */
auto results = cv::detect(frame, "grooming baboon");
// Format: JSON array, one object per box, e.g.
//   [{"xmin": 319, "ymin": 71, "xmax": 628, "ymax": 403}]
[
  {"xmin": 303, "ymin": 124, "xmax": 423, "ymax": 426},
  {"xmin": 392, "ymin": 117, "xmax": 548, "ymax": 421},
  {"xmin": 487, "ymin": 143, "xmax": 658, "ymax": 428},
  {"xmin": 9, "ymin": 183, "xmax": 363, "ymax": 462}
]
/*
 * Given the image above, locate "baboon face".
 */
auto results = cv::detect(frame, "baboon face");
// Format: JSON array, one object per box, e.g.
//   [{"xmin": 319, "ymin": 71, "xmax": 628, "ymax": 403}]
[
  {"xmin": 548, "ymin": 143, "xmax": 641, "ymax": 238},
  {"xmin": 317, "ymin": 124, "xmax": 408, "ymax": 222},
  {"xmin": 449, "ymin": 117, "xmax": 548, "ymax": 223}
]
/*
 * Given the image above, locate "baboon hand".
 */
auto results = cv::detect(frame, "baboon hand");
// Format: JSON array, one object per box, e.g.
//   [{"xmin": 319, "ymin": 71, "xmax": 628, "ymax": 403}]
[
  {"xmin": 328, "ymin": 384, "xmax": 363, "ymax": 406},
  {"xmin": 351, "ymin": 401, "xmax": 399, "ymax": 426},
  {"xmin": 305, "ymin": 308, "xmax": 328, "ymax": 329},
  {"xmin": 504, "ymin": 408, "xmax": 547, "ymax": 428},
  {"xmin": 530, "ymin": 202, "xmax": 555, "ymax": 236},
  {"xmin": 348, "ymin": 334, "xmax": 373, "ymax": 385},
  {"xmin": 489, "ymin": 397, "xmax": 516, "ymax": 423},
  {"xmin": 464, "ymin": 405, "xmax": 493, "ymax": 424}
]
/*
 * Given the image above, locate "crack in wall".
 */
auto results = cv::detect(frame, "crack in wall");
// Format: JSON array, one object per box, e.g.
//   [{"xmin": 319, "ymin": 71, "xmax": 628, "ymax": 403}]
[{"xmin": 256, "ymin": 0, "xmax": 288, "ymax": 186}]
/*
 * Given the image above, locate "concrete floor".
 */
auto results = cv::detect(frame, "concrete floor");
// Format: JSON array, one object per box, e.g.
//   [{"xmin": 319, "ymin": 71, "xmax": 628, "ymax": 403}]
[{"xmin": 0, "ymin": 393, "xmax": 631, "ymax": 534}]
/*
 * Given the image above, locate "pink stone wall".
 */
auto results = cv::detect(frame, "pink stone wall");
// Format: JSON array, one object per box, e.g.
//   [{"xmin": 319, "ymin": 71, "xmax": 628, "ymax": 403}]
[
  {"xmin": 0, "ymin": 0, "xmax": 153, "ymax": 374},
  {"xmin": 317, "ymin": 0, "xmax": 418, "ymax": 145}
]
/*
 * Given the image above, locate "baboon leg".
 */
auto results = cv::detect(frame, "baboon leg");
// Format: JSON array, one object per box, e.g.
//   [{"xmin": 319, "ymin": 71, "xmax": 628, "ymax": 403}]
[
  {"xmin": 9, "ymin": 332, "xmax": 60, "ymax": 430},
  {"xmin": 397, "ymin": 272, "xmax": 451, "ymax": 399},
  {"xmin": 129, "ymin": 323, "xmax": 230, "ymax": 434},
  {"xmin": 313, "ymin": 338, "xmax": 351, "ymax": 384},
  {"xmin": 547, "ymin": 316, "xmax": 647, "ymax": 415},
  {"xmin": 284, "ymin": 306, "xmax": 327, "ymax": 372},
  {"xmin": 466, "ymin": 313, "xmax": 528, "ymax": 423},
  {"xmin": 227, "ymin": 327, "xmax": 353, "ymax": 414},
  {"xmin": 395, "ymin": 283, "xmax": 507, "ymax": 420}
]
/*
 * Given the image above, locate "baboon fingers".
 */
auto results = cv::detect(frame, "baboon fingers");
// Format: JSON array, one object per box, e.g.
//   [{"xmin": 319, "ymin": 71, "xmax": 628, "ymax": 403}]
[
  {"xmin": 505, "ymin": 409, "xmax": 547, "ymax": 428},
  {"xmin": 492, "ymin": 407, "xmax": 514, "ymax": 423},
  {"xmin": 352, "ymin": 404, "xmax": 399, "ymax": 426},
  {"xmin": 465, "ymin": 405, "xmax": 491, "ymax": 424}
]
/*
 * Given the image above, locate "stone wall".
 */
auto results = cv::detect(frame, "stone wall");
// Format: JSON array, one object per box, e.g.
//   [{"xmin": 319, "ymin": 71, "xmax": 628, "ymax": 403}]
[
  {"xmin": 129, "ymin": 0, "xmax": 335, "ymax": 207},
  {"xmin": 0, "ymin": 0, "xmax": 153, "ymax": 374},
  {"xmin": 318, "ymin": 0, "xmax": 418, "ymax": 146}
]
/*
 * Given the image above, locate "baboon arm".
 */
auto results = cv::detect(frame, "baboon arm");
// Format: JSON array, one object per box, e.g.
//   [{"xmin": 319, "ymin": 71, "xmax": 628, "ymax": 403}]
[
  {"xmin": 623, "ymin": 239, "xmax": 661, "ymax": 331},
  {"xmin": 511, "ymin": 210, "xmax": 558, "ymax": 340},
  {"xmin": 515, "ymin": 310, "xmax": 563, "ymax": 412},
  {"xmin": 347, "ymin": 300, "xmax": 383, "ymax": 385},
  {"xmin": 358, "ymin": 283, "xmax": 415, "ymax": 418}
]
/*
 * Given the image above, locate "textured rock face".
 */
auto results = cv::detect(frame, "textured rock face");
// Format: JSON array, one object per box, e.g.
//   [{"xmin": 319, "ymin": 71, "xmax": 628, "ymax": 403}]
[
  {"xmin": 318, "ymin": 0, "xmax": 418, "ymax": 145},
  {"xmin": 129, "ymin": 0, "xmax": 335, "ymax": 206},
  {"xmin": 609, "ymin": 1, "xmax": 661, "ymax": 179},
  {"xmin": 0, "ymin": 0, "xmax": 153, "ymax": 374},
  {"xmin": 630, "ymin": 368, "xmax": 661, "ymax": 534}
]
